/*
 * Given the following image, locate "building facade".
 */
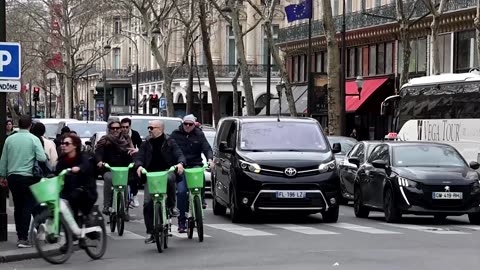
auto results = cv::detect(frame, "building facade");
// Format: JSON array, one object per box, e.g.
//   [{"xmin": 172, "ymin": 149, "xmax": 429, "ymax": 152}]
[{"xmin": 278, "ymin": 0, "xmax": 478, "ymax": 139}]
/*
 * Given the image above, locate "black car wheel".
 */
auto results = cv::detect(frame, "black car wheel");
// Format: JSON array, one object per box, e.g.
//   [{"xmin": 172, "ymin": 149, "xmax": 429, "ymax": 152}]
[
  {"xmin": 354, "ymin": 186, "xmax": 370, "ymax": 218},
  {"xmin": 383, "ymin": 188, "xmax": 402, "ymax": 223},
  {"xmin": 322, "ymin": 206, "xmax": 339, "ymax": 223},
  {"xmin": 230, "ymin": 188, "xmax": 246, "ymax": 223},
  {"xmin": 468, "ymin": 212, "xmax": 480, "ymax": 225}
]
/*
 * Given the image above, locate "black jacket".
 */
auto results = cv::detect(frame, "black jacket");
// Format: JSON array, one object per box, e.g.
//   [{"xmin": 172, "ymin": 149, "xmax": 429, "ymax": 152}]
[
  {"xmin": 94, "ymin": 136, "xmax": 132, "ymax": 168},
  {"xmin": 134, "ymin": 134, "xmax": 186, "ymax": 170},
  {"xmin": 131, "ymin": 129, "xmax": 142, "ymax": 149},
  {"xmin": 170, "ymin": 125, "xmax": 213, "ymax": 167},
  {"xmin": 56, "ymin": 153, "xmax": 98, "ymax": 200}
]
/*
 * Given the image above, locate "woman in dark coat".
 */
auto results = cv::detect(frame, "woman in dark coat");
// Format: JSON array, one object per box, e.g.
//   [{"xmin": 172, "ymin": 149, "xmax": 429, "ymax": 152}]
[{"xmin": 56, "ymin": 134, "xmax": 97, "ymax": 217}]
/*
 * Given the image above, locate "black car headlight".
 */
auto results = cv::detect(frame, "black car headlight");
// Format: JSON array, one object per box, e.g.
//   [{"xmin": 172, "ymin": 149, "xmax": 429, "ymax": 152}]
[
  {"xmin": 318, "ymin": 160, "xmax": 336, "ymax": 173},
  {"xmin": 239, "ymin": 160, "xmax": 261, "ymax": 174},
  {"xmin": 397, "ymin": 177, "xmax": 417, "ymax": 188}
]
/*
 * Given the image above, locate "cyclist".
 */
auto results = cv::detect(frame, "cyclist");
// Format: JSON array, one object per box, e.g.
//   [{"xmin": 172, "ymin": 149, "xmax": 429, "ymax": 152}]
[
  {"xmin": 170, "ymin": 114, "xmax": 213, "ymax": 233},
  {"xmin": 120, "ymin": 118, "xmax": 142, "ymax": 208},
  {"xmin": 134, "ymin": 120, "xmax": 185, "ymax": 244},
  {"xmin": 95, "ymin": 121, "xmax": 134, "ymax": 215},
  {"xmin": 56, "ymin": 134, "xmax": 97, "ymax": 223}
]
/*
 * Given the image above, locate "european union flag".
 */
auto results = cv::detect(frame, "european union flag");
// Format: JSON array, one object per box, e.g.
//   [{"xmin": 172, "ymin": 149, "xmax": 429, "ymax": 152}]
[{"xmin": 285, "ymin": 0, "xmax": 312, "ymax": 23}]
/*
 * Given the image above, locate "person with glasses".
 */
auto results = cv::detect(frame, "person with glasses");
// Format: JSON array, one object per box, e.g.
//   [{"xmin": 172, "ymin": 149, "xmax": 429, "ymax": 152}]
[
  {"xmin": 170, "ymin": 114, "xmax": 213, "ymax": 233},
  {"xmin": 95, "ymin": 121, "xmax": 135, "ymax": 215},
  {"xmin": 135, "ymin": 120, "xmax": 185, "ymax": 244},
  {"xmin": 121, "ymin": 118, "xmax": 142, "ymax": 149}
]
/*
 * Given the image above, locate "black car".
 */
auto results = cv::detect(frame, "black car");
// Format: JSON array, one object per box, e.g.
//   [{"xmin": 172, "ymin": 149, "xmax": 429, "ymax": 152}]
[
  {"xmin": 354, "ymin": 142, "xmax": 480, "ymax": 224},
  {"xmin": 338, "ymin": 141, "xmax": 381, "ymax": 203},
  {"xmin": 327, "ymin": 136, "xmax": 358, "ymax": 163},
  {"xmin": 211, "ymin": 117, "xmax": 342, "ymax": 223}
]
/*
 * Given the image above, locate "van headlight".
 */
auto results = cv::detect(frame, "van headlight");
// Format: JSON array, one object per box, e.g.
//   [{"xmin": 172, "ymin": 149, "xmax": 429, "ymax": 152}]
[
  {"xmin": 318, "ymin": 160, "xmax": 336, "ymax": 173},
  {"xmin": 239, "ymin": 160, "xmax": 261, "ymax": 173}
]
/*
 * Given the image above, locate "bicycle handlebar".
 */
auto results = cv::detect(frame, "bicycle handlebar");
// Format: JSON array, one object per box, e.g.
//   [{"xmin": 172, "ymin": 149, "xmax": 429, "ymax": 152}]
[
  {"xmin": 141, "ymin": 166, "xmax": 176, "ymax": 175},
  {"xmin": 104, "ymin": 163, "xmax": 134, "ymax": 169}
]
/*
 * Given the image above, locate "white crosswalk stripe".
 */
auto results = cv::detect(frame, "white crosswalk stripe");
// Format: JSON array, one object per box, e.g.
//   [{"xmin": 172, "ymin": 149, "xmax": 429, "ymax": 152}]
[
  {"xmin": 267, "ymin": 224, "xmax": 338, "ymax": 235},
  {"xmin": 455, "ymin": 225, "xmax": 480, "ymax": 231},
  {"xmin": 206, "ymin": 224, "xmax": 275, "ymax": 236},
  {"xmin": 170, "ymin": 225, "xmax": 211, "ymax": 238},
  {"xmin": 325, "ymin": 222, "xmax": 401, "ymax": 234},
  {"xmin": 108, "ymin": 230, "xmax": 144, "ymax": 240},
  {"xmin": 382, "ymin": 223, "xmax": 469, "ymax": 234}
]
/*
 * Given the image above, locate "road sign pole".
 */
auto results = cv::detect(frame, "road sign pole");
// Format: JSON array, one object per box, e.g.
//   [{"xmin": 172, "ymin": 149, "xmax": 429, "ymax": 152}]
[{"xmin": 0, "ymin": 0, "xmax": 8, "ymax": 242}]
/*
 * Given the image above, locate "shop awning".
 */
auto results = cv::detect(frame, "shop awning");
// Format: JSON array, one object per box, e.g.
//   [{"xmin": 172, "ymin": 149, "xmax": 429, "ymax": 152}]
[{"xmin": 346, "ymin": 77, "xmax": 389, "ymax": 112}]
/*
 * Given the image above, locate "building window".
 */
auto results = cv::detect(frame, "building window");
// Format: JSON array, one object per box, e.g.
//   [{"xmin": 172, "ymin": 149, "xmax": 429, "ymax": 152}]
[
  {"xmin": 346, "ymin": 0, "xmax": 352, "ymax": 13},
  {"xmin": 356, "ymin": 47, "xmax": 363, "ymax": 76},
  {"xmin": 299, "ymin": 55, "xmax": 305, "ymax": 82},
  {"xmin": 228, "ymin": 26, "xmax": 237, "ymax": 65},
  {"xmin": 398, "ymin": 37, "xmax": 427, "ymax": 74},
  {"xmin": 113, "ymin": 48, "xmax": 120, "ymax": 69},
  {"xmin": 293, "ymin": 56, "xmax": 299, "ymax": 82},
  {"xmin": 114, "ymin": 18, "xmax": 122, "ymax": 34},
  {"xmin": 333, "ymin": 0, "xmax": 339, "ymax": 16},
  {"xmin": 347, "ymin": 48, "xmax": 355, "ymax": 78},
  {"xmin": 316, "ymin": 52, "xmax": 323, "ymax": 72},
  {"xmin": 375, "ymin": 0, "xmax": 381, "ymax": 7},
  {"xmin": 455, "ymin": 31, "xmax": 477, "ymax": 72},
  {"xmin": 369, "ymin": 45, "xmax": 376, "ymax": 75},
  {"xmin": 385, "ymin": 42, "xmax": 393, "ymax": 74},
  {"xmin": 439, "ymin": 33, "xmax": 452, "ymax": 73},
  {"xmin": 377, "ymin": 43, "xmax": 385, "ymax": 75}
]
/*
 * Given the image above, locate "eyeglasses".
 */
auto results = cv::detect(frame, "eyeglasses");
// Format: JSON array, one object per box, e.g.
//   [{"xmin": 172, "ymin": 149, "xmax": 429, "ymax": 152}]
[
  {"xmin": 110, "ymin": 127, "xmax": 121, "ymax": 131},
  {"xmin": 183, "ymin": 122, "xmax": 194, "ymax": 127},
  {"xmin": 148, "ymin": 126, "xmax": 160, "ymax": 130},
  {"xmin": 121, "ymin": 126, "xmax": 130, "ymax": 129},
  {"xmin": 60, "ymin": 142, "xmax": 72, "ymax": 146}
]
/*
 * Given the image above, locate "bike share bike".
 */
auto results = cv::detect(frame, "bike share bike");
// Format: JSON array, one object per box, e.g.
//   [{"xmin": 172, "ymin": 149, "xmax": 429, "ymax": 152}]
[
  {"xmin": 184, "ymin": 164, "xmax": 208, "ymax": 242},
  {"xmin": 104, "ymin": 163, "xmax": 134, "ymax": 236},
  {"xmin": 29, "ymin": 169, "xmax": 107, "ymax": 264}
]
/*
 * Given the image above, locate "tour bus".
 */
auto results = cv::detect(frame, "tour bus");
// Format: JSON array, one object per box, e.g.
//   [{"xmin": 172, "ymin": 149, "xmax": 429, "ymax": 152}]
[{"xmin": 381, "ymin": 70, "xmax": 480, "ymax": 162}]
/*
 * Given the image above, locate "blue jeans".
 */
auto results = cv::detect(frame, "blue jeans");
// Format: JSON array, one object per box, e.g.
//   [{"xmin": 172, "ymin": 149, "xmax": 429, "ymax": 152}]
[{"xmin": 177, "ymin": 170, "xmax": 205, "ymax": 228}]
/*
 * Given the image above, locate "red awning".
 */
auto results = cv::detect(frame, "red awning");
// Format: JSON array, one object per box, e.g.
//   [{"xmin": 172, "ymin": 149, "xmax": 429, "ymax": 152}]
[{"xmin": 346, "ymin": 77, "xmax": 389, "ymax": 112}]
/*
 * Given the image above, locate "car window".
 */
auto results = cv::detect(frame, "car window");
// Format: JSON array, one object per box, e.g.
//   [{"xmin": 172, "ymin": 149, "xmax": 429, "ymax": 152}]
[
  {"xmin": 377, "ymin": 145, "xmax": 390, "ymax": 164},
  {"xmin": 356, "ymin": 144, "xmax": 366, "ymax": 164},
  {"xmin": 216, "ymin": 120, "xmax": 232, "ymax": 146},
  {"xmin": 328, "ymin": 136, "xmax": 358, "ymax": 155},
  {"xmin": 66, "ymin": 123, "xmax": 107, "ymax": 138},
  {"xmin": 347, "ymin": 144, "xmax": 360, "ymax": 158},
  {"xmin": 392, "ymin": 144, "xmax": 466, "ymax": 167},
  {"xmin": 368, "ymin": 145, "xmax": 384, "ymax": 163},
  {"xmin": 240, "ymin": 121, "xmax": 328, "ymax": 151},
  {"xmin": 226, "ymin": 122, "xmax": 237, "ymax": 149}
]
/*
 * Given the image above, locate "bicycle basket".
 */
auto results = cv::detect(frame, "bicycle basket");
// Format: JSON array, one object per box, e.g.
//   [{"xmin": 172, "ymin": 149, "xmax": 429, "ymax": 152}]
[
  {"xmin": 109, "ymin": 167, "xmax": 130, "ymax": 186},
  {"xmin": 184, "ymin": 167, "xmax": 205, "ymax": 189},
  {"xmin": 146, "ymin": 171, "xmax": 169, "ymax": 194},
  {"xmin": 30, "ymin": 175, "xmax": 62, "ymax": 203}
]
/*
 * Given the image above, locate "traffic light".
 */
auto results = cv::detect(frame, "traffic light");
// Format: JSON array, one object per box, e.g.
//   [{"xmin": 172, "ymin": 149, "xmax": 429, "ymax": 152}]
[
  {"xmin": 33, "ymin": 87, "xmax": 40, "ymax": 102},
  {"xmin": 241, "ymin": 96, "xmax": 246, "ymax": 108},
  {"xmin": 150, "ymin": 94, "xmax": 159, "ymax": 108}
]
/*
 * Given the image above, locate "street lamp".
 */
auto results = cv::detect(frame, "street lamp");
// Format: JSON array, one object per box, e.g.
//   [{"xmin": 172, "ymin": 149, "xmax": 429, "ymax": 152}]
[{"xmin": 355, "ymin": 76, "xmax": 364, "ymax": 98}]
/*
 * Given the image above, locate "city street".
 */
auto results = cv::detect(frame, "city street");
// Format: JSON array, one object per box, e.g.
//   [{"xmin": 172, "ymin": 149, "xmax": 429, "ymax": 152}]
[{"xmin": 3, "ymin": 182, "xmax": 480, "ymax": 269}]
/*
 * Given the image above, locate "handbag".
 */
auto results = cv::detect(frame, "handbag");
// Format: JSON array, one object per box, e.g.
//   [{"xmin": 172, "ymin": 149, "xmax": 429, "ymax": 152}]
[{"xmin": 33, "ymin": 159, "xmax": 53, "ymax": 178}]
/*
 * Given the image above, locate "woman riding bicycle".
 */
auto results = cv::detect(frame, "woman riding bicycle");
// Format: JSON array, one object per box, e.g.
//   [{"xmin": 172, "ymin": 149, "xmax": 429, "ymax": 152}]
[{"xmin": 56, "ymin": 134, "xmax": 97, "ymax": 222}]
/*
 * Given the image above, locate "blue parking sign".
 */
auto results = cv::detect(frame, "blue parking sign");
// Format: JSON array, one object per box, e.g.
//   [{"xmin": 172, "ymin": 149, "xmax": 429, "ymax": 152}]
[
  {"xmin": 160, "ymin": 98, "xmax": 166, "ymax": 109},
  {"xmin": 0, "ymin": 42, "xmax": 21, "ymax": 80}
]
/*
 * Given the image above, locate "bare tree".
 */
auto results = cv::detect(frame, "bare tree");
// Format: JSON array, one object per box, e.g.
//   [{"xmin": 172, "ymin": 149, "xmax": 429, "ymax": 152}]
[
  {"xmin": 423, "ymin": 0, "xmax": 448, "ymax": 75},
  {"xmin": 475, "ymin": 0, "xmax": 480, "ymax": 65},
  {"xmin": 245, "ymin": 0, "xmax": 297, "ymax": 116},
  {"xmin": 321, "ymin": 0, "xmax": 341, "ymax": 135}
]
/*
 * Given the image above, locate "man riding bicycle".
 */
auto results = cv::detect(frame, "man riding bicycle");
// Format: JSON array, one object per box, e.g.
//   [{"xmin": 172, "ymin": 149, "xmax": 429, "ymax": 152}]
[
  {"xmin": 170, "ymin": 114, "xmax": 213, "ymax": 233},
  {"xmin": 135, "ymin": 120, "xmax": 186, "ymax": 244}
]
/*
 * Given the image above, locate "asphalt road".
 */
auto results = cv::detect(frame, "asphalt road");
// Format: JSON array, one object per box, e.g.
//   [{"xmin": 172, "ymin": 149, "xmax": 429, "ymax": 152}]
[{"xmin": 4, "ymin": 182, "xmax": 480, "ymax": 270}]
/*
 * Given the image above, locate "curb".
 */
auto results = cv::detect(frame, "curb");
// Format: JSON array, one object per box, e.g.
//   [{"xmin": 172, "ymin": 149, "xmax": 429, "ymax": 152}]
[{"xmin": 0, "ymin": 245, "xmax": 81, "ymax": 263}]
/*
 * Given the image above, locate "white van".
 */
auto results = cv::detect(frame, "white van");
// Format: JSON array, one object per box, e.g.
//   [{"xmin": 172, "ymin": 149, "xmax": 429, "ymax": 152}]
[{"xmin": 108, "ymin": 115, "xmax": 182, "ymax": 139}]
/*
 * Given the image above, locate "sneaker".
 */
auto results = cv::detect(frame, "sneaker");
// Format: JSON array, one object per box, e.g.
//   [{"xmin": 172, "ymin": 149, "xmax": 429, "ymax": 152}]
[
  {"xmin": 132, "ymin": 196, "xmax": 140, "ymax": 208},
  {"xmin": 202, "ymin": 202, "xmax": 208, "ymax": 209},
  {"xmin": 17, "ymin": 240, "xmax": 32, "ymax": 248},
  {"xmin": 169, "ymin": 207, "xmax": 180, "ymax": 217},
  {"xmin": 178, "ymin": 227, "xmax": 187, "ymax": 233},
  {"xmin": 144, "ymin": 234, "xmax": 155, "ymax": 244}
]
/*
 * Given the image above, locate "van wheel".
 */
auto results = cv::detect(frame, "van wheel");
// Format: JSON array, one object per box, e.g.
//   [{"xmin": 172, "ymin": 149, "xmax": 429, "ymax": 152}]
[
  {"xmin": 354, "ymin": 187, "xmax": 370, "ymax": 218},
  {"xmin": 212, "ymin": 182, "xmax": 227, "ymax": 216},
  {"xmin": 230, "ymin": 189, "xmax": 245, "ymax": 223}
]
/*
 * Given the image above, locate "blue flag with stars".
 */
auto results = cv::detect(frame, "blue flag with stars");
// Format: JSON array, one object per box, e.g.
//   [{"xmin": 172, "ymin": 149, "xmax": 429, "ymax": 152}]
[{"xmin": 285, "ymin": 0, "xmax": 312, "ymax": 23}]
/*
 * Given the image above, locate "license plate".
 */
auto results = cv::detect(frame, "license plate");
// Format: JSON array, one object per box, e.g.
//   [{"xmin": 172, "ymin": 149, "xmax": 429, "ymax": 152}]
[
  {"xmin": 276, "ymin": 191, "xmax": 306, "ymax": 199},
  {"xmin": 432, "ymin": 192, "xmax": 463, "ymax": 200}
]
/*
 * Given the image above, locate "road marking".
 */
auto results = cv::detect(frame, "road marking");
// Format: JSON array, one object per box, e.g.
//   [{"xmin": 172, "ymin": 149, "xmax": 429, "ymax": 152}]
[
  {"xmin": 107, "ymin": 230, "xmax": 145, "ymax": 240},
  {"xmin": 383, "ymin": 223, "xmax": 468, "ymax": 234},
  {"xmin": 170, "ymin": 225, "xmax": 211, "ymax": 238},
  {"xmin": 206, "ymin": 224, "xmax": 275, "ymax": 236},
  {"xmin": 455, "ymin": 225, "xmax": 480, "ymax": 231},
  {"xmin": 325, "ymin": 222, "xmax": 401, "ymax": 234},
  {"xmin": 268, "ymin": 224, "xmax": 339, "ymax": 235}
]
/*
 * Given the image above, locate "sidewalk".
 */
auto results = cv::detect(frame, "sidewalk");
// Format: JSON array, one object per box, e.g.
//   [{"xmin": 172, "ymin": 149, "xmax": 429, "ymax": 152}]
[{"xmin": 0, "ymin": 192, "xmax": 40, "ymax": 263}]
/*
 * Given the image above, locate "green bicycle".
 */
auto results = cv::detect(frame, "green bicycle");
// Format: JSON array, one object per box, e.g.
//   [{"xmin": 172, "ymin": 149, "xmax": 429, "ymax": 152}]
[
  {"xmin": 104, "ymin": 163, "xmax": 134, "ymax": 236},
  {"xmin": 141, "ymin": 166, "xmax": 176, "ymax": 253},
  {"xmin": 185, "ymin": 164, "xmax": 208, "ymax": 242},
  {"xmin": 29, "ymin": 169, "xmax": 107, "ymax": 264}
]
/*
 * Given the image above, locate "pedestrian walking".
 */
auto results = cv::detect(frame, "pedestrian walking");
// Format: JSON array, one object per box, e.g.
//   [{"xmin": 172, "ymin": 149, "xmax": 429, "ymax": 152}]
[
  {"xmin": 31, "ymin": 122, "xmax": 58, "ymax": 171},
  {"xmin": 6, "ymin": 119, "xmax": 16, "ymax": 137},
  {"xmin": 0, "ymin": 116, "xmax": 47, "ymax": 248}
]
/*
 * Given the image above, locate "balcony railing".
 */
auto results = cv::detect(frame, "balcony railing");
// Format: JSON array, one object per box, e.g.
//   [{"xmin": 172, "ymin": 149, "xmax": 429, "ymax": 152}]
[
  {"xmin": 76, "ymin": 65, "xmax": 132, "ymax": 80},
  {"xmin": 133, "ymin": 64, "xmax": 280, "ymax": 84},
  {"xmin": 278, "ymin": 0, "xmax": 475, "ymax": 44}
]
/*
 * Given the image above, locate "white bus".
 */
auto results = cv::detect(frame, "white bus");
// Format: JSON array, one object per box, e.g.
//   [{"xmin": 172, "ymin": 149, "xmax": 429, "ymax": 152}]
[{"xmin": 382, "ymin": 70, "xmax": 480, "ymax": 162}]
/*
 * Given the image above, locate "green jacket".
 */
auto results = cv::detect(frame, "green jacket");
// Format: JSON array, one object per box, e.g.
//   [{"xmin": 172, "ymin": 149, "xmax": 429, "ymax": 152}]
[{"xmin": 0, "ymin": 130, "xmax": 47, "ymax": 177}]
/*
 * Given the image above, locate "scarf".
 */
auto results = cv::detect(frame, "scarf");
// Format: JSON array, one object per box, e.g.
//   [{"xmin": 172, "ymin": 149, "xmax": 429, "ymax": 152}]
[{"xmin": 95, "ymin": 133, "xmax": 133, "ymax": 152}]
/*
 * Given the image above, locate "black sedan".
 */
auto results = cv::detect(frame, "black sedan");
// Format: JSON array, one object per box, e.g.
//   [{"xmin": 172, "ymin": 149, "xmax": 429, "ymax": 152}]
[
  {"xmin": 338, "ymin": 141, "xmax": 381, "ymax": 203},
  {"xmin": 354, "ymin": 142, "xmax": 480, "ymax": 224},
  {"xmin": 327, "ymin": 136, "xmax": 357, "ymax": 163}
]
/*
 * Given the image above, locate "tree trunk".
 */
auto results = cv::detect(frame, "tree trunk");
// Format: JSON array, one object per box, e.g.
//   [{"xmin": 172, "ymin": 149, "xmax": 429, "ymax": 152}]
[
  {"xmin": 231, "ymin": 1, "xmax": 255, "ymax": 116},
  {"xmin": 264, "ymin": 21, "xmax": 296, "ymax": 116},
  {"xmin": 57, "ymin": 75, "xmax": 64, "ymax": 118},
  {"xmin": 199, "ymin": 0, "xmax": 221, "ymax": 125},
  {"xmin": 399, "ymin": 25, "xmax": 411, "ymax": 87},
  {"xmin": 231, "ymin": 67, "xmax": 240, "ymax": 116},
  {"xmin": 186, "ymin": 53, "xmax": 194, "ymax": 114},
  {"xmin": 475, "ymin": 0, "xmax": 480, "ymax": 65},
  {"xmin": 321, "ymin": 0, "xmax": 341, "ymax": 135},
  {"xmin": 430, "ymin": 14, "xmax": 441, "ymax": 75}
]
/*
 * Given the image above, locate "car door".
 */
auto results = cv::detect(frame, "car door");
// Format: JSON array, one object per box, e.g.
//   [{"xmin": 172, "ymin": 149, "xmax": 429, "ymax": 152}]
[
  {"xmin": 340, "ymin": 143, "xmax": 360, "ymax": 196},
  {"xmin": 361, "ymin": 145, "xmax": 384, "ymax": 206},
  {"xmin": 368, "ymin": 145, "xmax": 390, "ymax": 208},
  {"xmin": 224, "ymin": 121, "xmax": 238, "ymax": 202},
  {"xmin": 214, "ymin": 120, "xmax": 233, "ymax": 204}
]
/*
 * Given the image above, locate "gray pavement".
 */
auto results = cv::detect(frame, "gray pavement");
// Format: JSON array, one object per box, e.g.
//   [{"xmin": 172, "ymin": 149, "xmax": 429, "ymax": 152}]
[{"xmin": 3, "ymin": 182, "xmax": 480, "ymax": 269}]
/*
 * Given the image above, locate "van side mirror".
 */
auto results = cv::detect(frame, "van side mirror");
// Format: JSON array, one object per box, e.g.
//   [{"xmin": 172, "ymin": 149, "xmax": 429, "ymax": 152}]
[
  {"xmin": 332, "ymin": 143, "xmax": 341, "ymax": 154},
  {"xmin": 348, "ymin": 157, "xmax": 360, "ymax": 168},
  {"xmin": 372, "ymin": 159, "xmax": 388, "ymax": 169},
  {"xmin": 470, "ymin": 161, "xmax": 480, "ymax": 170},
  {"xmin": 219, "ymin": 141, "xmax": 234, "ymax": 154}
]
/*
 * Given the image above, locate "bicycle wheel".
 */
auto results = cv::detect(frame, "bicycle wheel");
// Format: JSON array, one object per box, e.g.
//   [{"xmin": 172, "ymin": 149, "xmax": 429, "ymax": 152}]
[
  {"xmin": 187, "ymin": 216, "xmax": 194, "ymax": 239},
  {"xmin": 154, "ymin": 202, "xmax": 164, "ymax": 253},
  {"xmin": 109, "ymin": 212, "xmax": 116, "ymax": 233},
  {"xmin": 194, "ymin": 195, "xmax": 204, "ymax": 242},
  {"xmin": 32, "ymin": 209, "xmax": 74, "ymax": 264},
  {"xmin": 84, "ymin": 214, "xmax": 107, "ymax": 260},
  {"xmin": 117, "ymin": 193, "xmax": 125, "ymax": 236}
]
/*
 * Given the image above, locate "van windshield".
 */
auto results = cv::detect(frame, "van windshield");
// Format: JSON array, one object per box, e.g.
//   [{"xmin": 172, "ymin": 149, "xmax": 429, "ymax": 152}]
[
  {"xmin": 239, "ymin": 122, "xmax": 327, "ymax": 151},
  {"xmin": 130, "ymin": 118, "xmax": 182, "ymax": 138}
]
